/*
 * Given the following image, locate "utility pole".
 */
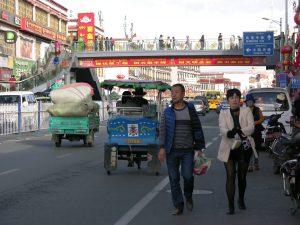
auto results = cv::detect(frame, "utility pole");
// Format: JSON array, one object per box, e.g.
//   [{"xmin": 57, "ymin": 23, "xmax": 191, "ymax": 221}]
[
  {"xmin": 123, "ymin": 16, "xmax": 128, "ymax": 39},
  {"xmin": 98, "ymin": 11, "xmax": 104, "ymax": 29},
  {"xmin": 285, "ymin": 0, "xmax": 289, "ymax": 43}
]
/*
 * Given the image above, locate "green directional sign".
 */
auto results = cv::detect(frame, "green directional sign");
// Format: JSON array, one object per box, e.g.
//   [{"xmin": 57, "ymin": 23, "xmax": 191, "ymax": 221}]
[{"xmin": 4, "ymin": 31, "xmax": 17, "ymax": 44}]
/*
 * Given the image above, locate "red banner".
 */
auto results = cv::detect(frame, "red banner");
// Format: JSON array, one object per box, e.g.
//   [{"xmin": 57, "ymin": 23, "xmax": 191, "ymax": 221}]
[
  {"xmin": 77, "ymin": 12, "xmax": 95, "ymax": 49},
  {"xmin": 78, "ymin": 56, "xmax": 266, "ymax": 67}
]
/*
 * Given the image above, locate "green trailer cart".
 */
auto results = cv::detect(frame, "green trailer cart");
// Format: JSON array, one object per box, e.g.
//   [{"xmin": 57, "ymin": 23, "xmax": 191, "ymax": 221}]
[{"xmin": 49, "ymin": 112, "xmax": 100, "ymax": 147}]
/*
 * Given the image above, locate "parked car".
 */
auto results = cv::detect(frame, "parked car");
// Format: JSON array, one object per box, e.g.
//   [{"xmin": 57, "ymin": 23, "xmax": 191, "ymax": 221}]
[
  {"xmin": 0, "ymin": 91, "xmax": 36, "ymax": 106},
  {"xmin": 189, "ymin": 100, "xmax": 206, "ymax": 116},
  {"xmin": 216, "ymin": 100, "xmax": 230, "ymax": 114},
  {"xmin": 194, "ymin": 95, "xmax": 209, "ymax": 113},
  {"xmin": 247, "ymin": 87, "xmax": 293, "ymax": 133}
]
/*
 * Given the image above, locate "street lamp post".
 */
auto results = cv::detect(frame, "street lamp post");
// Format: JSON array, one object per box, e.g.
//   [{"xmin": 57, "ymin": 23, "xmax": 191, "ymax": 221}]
[{"xmin": 262, "ymin": 17, "xmax": 283, "ymax": 62}]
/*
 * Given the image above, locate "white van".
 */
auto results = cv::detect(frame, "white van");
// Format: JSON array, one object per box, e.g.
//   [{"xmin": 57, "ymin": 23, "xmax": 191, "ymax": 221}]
[
  {"xmin": 247, "ymin": 87, "xmax": 293, "ymax": 133},
  {"xmin": 0, "ymin": 91, "xmax": 36, "ymax": 106}
]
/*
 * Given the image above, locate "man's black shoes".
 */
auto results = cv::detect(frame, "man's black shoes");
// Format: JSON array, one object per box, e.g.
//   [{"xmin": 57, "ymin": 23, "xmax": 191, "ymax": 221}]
[
  {"xmin": 227, "ymin": 208, "xmax": 235, "ymax": 215},
  {"xmin": 186, "ymin": 197, "xmax": 193, "ymax": 211}
]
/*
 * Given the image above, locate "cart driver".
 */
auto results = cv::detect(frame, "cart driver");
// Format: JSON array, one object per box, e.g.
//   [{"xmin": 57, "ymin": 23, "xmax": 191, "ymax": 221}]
[
  {"xmin": 116, "ymin": 91, "xmax": 137, "ymax": 108},
  {"xmin": 133, "ymin": 88, "xmax": 148, "ymax": 107}
]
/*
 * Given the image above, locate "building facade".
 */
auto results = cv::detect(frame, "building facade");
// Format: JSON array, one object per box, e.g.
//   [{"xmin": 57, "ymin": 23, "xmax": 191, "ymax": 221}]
[{"xmin": 0, "ymin": 0, "xmax": 68, "ymax": 90}]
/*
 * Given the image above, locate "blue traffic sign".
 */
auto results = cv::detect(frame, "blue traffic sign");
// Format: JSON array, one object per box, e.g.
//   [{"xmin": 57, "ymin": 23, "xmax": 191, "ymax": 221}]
[
  {"xmin": 243, "ymin": 31, "xmax": 274, "ymax": 56},
  {"xmin": 290, "ymin": 77, "xmax": 300, "ymax": 88}
]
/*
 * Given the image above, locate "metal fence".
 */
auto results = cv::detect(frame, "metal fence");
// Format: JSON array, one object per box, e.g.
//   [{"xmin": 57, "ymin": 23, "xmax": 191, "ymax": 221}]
[{"xmin": 0, "ymin": 102, "xmax": 110, "ymax": 135}]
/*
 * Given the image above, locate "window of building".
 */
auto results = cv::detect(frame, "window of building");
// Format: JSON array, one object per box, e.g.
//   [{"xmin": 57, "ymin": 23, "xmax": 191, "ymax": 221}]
[
  {"xmin": 0, "ymin": 0, "xmax": 15, "ymax": 14},
  {"xmin": 35, "ymin": 41, "xmax": 41, "ymax": 60},
  {"xmin": 50, "ymin": 15, "xmax": 59, "ymax": 32},
  {"xmin": 18, "ymin": 0, "xmax": 33, "ymax": 20},
  {"xmin": 61, "ymin": 21, "xmax": 67, "ymax": 34},
  {"xmin": 35, "ymin": 7, "xmax": 47, "ymax": 27}
]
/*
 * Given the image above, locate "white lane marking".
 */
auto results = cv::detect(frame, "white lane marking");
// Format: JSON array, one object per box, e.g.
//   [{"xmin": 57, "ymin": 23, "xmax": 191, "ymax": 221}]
[
  {"xmin": 0, "ymin": 168, "xmax": 20, "ymax": 176},
  {"xmin": 56, "ymin": 153, "xmax": 73, "ymax": 159},
  {"xmin": 113, "ymin": 176, "xmax": 169, "ymax": 225},
  {"xmin": 213, "ymin": 137, "xmax": 218, "ymax": 141},
  {"xmin": 206, "ymin": 142, "xmax": 212, "ymax": 148}
]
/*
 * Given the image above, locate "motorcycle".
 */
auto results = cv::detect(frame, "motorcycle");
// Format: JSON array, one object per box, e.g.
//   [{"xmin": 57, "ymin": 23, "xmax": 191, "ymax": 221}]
[
  {"xmin": 272, "ymin": 120, "xmax": 300, "ymax": 174},
  {"xmin": 280, "ymin": 153, "xmax": 300, "ymax": 215},
  {"xmin": 262, "ymin": 112, "xmax": 286, "ymax": 152}
]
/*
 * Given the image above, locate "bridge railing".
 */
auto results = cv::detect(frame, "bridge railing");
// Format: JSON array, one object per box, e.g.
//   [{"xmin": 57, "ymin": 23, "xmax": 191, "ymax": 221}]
[
  {"xmin": 71, "ymin": 38, "xmax": 244, "ymax": 53},
  {"xmin": 0, "ymin": 102, "xmax": 110, "ymax": 135}
]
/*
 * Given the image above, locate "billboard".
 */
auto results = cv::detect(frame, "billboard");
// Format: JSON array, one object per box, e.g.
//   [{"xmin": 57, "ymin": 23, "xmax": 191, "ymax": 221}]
[{"xmin": 77, "ymin": 13, "xmax": 95, "ymax": 50}]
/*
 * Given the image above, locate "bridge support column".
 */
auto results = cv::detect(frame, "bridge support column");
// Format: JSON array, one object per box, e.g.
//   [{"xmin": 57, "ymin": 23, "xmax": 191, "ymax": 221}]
[{"xmin": 64, "ymin": 71, "xmax": 75, "ymax": 84}]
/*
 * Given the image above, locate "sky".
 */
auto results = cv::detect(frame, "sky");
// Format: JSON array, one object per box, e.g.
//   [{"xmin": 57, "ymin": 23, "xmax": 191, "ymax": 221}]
[
  {"xmin": 58, "ymin": 0, "xmax": 297, "ymax": 40},
  {"xmin": 57, "ymin": 0, "xmax": 297, "ymax": 73}
]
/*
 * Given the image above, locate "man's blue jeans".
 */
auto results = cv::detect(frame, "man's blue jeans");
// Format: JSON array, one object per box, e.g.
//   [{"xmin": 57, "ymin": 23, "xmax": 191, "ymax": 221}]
[{"xmin": 166, "ymin": 150, "xmax": 194, "ymax": 209}]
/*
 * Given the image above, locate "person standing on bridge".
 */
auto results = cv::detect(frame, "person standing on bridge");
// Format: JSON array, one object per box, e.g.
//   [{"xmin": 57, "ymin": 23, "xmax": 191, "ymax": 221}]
[
  {"xmin": 158, "ymin": 83, "xmax": 206, "ymax": 215},
  {"xmin": 218, "ymin": 33, "xmax": 223, "ymax": 50},
  {"xmin": 200, "ymin": 35, "xmax": 205, "ymax": 50},
  {"xmin": 217, "ymin": 88, "xmax": 254, "ymax": 215}
]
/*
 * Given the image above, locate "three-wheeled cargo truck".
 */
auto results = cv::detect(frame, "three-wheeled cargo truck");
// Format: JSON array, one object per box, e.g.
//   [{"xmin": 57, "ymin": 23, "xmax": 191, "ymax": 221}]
[{"xmin": 49, "ymin": 112, "xmax": 99, "ymax": 147}]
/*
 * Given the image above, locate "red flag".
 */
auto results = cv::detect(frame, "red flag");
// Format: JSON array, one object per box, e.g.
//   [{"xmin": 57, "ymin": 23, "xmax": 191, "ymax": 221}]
[{"xmin": 131, "ymin": 33, "xmax": 137, "ymax": 38}]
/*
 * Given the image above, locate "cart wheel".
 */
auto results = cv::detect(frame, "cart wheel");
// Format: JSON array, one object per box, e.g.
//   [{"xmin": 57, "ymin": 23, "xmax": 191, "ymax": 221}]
[
  {"xmin": 55, "ymin": 141, "xmax": 61, "ymax": 147},
  {"xmin": 155, "ymin": 172, "xmax": 159, "ymax": 176},
  {"xmin": 107, "ymin": 170, "xmax": 111, "ymax": 175},
  {"xmin": 137, "ymin": 160, "xmax": 141, "ymax": 169}
]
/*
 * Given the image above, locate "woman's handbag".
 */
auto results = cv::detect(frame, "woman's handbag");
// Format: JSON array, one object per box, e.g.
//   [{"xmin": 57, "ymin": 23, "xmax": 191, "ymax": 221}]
[
  {"xmin": 241, "ymin": 137, "xmax": 252, "ymax": 151},
  {"xmin": 193, "ymin": 154, "xmax": 211, "ymax": 175}
]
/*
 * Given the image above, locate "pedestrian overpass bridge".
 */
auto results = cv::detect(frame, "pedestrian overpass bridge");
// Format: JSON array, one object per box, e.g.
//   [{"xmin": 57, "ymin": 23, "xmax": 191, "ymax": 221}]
[
  {"xmin": 71, "ymin": 37, "xmax": 280, "ymax": 68},
  {"xmin": 0, "ymin": 38, "xmax": 280, "ymax": 101}
]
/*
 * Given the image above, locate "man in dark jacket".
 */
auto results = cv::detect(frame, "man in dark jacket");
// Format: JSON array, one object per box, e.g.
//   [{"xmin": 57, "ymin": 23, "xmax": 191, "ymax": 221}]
[{"xmin": 158, "ymin": 83, "xmax": 206, "ymax": 215}]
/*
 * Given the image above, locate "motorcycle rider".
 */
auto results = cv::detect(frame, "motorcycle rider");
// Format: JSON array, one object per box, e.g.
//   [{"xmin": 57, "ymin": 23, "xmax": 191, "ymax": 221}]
[{"xmin": 245, "ymin": 93, "xmax": 264, "ymax": 172}]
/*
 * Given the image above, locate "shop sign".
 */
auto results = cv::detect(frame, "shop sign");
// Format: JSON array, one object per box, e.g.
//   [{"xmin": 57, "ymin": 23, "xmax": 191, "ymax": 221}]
[
  {"xmin": 116, "ymin": 74, "xmax": 125, "ymax": 79},
  {"xmin": 1, "ymin": 11, "xmax": 8, "ymax": 20},
  {"xmin": 14, "ymin": 16, "xmax": 21, "ymax": 26},
  {"xmin": 13, "ymin": 58, "xmax": 34, "ymax": 79},
  {"xmin": 20, "ymin": 18, "xmax": 66, "ymax": 42},
  {"xmin": 4, "ymin": 30, "xmax": 17, "ymax": 44},
  {"xmin": 56, "ymin": 33, "xmax": 67, "ymax": 43},
  {"xmin": 0, "ymin": 10, "xmax": 20, "ymax": 27},
  {"xmin": 290, "ymin": 77, "xmax": 300, "ymax": 89}
]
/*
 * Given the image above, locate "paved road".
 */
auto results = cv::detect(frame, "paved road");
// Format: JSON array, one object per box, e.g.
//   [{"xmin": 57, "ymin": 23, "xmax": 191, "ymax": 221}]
[{"xmin": 0, "ymin": 112, "xmax": 299, "ymax": 225}]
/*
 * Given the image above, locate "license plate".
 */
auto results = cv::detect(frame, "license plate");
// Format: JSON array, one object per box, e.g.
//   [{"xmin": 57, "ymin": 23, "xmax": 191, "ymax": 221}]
[{"xmin": 126, "ymin": 139, "xmax": 142, "ymax": 144}]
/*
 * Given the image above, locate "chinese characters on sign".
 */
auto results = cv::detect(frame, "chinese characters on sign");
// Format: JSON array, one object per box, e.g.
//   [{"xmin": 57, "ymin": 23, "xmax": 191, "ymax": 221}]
[
  {"xmin": 77, "ymin": 13, "xmax": 95, "ymax": 51},
  {"xmin": 243, "ymin": 32, "xmax": 274, "ymax": 56},
  {"xmin": 20, "ymin": 18, "xmax": 66, "ymax": 43},
  {"xmin": 78, "ymin": 57, "xmax": 266, "ymax": 67}
]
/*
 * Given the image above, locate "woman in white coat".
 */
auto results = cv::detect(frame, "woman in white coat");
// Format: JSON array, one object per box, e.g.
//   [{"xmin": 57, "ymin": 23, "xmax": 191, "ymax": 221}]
[{"xmin": 218, "ymin": 89, "xmax": 255, "ymax": 215}]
